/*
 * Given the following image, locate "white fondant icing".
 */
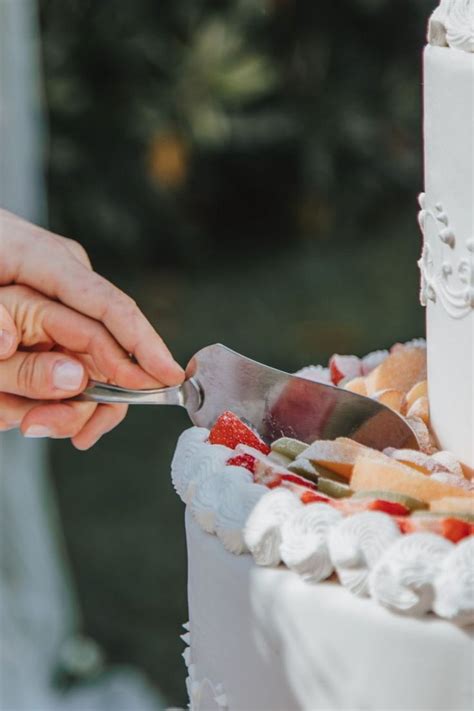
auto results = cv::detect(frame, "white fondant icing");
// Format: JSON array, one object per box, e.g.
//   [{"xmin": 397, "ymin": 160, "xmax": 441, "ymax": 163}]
[
  {"xmin": 421, "ymin": 44, "xmax": 474, "ymax": 467},
  {"xmin": 369, "ymin": 533, "xmax": 454, "ymax": 616},
  {"xmin": 243, "ymin": 488, "xmax": 302, "ymax": 567},
  {"xmin": 328, "ymin": 512, "xmax": 401, "ymax": 597},
  {"xmin": 280, "ymin": 503, "xmax": 342, "ymax": 582},
  {"xmin": 434, "ymin": 536, "xmax": 474, "ymax": 624}
]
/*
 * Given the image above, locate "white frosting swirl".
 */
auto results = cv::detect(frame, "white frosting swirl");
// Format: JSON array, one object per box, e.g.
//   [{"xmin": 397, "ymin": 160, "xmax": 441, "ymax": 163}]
[
  {"xmin": 191, "ymin": 466, "xmax": 252, "ymax": 534},
  {"xmin": 280, "ymin": 504, "xmax": 343, "ymax": 582},
  {"xmin": 328, "ymin": 512, "xmax": 401, "ymax": 597},
  {"xmin": 428, "ymin": 0, "xmax": 474, "ymax": 52},
  {"xmin": 433, "ymin": 536, "xmax": 474, "ymax": 625},
  {"xmin": 185, "ymin": 443, "xmax": 234, "ymax": 504},
  {"xmin": 369, "ymin": 533, "xmax": 454, "ymax": 616},
  {"xmin": 171, "ymin": 427, "xmax": 210, "ymax": 501},
  {"xmin": 243, "ymin": 488, "xmax": 303, "ymax": 567},
  {"xmin": 215, "ymin": 477, "xmax": 267, "ymax": 555}
]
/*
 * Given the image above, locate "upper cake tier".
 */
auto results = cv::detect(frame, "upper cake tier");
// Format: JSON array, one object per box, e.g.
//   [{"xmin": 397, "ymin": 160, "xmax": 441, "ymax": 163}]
[{"xmin": 419, "ymin": 0, "xmax": 474, "ymax": 469}]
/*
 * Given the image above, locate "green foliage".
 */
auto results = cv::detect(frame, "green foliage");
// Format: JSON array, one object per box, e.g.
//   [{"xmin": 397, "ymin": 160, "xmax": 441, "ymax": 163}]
[{"xmin": 39, "ymin": 0, "xmax": 434, "ymax": 265}]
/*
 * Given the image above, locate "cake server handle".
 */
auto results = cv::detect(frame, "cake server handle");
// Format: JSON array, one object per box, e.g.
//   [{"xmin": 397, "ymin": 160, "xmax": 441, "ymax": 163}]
[{"xmin": 74, "ymin": 378, "xmax": 203, "ymax": 410}]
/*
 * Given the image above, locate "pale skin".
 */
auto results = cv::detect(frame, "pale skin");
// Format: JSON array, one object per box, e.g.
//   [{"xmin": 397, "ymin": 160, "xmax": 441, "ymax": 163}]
[{"xmin": 0, "ymin": 209, "xmax": 184, "ymax": 449}]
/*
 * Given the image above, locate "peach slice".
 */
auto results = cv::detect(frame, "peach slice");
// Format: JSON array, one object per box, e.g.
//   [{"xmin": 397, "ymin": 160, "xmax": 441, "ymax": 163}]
[
  {"xmin": 407, "ymin": 396, "xmax": 429, "ymax": 424},
  {"xmin": 386, "ymin": 448, "xmax": 432, "ymax": 475},
  {"xmin": 365, "ymin": 348, "xmax": 427, "ymax": 396},
  {"xmin": 371, "ymin": 388, "xmax": 406, "ymax": 414},
  {"xmin": 301, "ymin": 438, "xmax": 382, "ymax": 480},
  {"xmin": 343, "ymin": 376, "xmax": 368, "ymax": 396},
  {"xmin": 405, "ymin": 416, "xmax": 437, "ymax": 454},
  {"xmin": 406, "ymin": 380, "xmax": 428, "ymax": 411},
  {"xmin": 351, "ymin": 456, "xmax": 473, "ymax": 503},
  {"xmin": 430, "ymin": 497, "xmax": 474, "ymax": 516}
]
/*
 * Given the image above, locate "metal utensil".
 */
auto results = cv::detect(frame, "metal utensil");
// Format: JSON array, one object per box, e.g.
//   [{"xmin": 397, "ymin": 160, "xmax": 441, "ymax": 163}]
[{"xmin": 77, "ymin": 343, "xmax": 417, "ymax": 450}]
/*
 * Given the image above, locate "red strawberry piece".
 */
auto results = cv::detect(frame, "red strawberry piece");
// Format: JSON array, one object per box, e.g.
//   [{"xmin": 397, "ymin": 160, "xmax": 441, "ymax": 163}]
[
  {"xmin": 329, "ymin": 355, "xmax": 362, "ymax": 386},
  {"xmin": 368, "ymin": 499, "xmax": 410, "ymax": 517},
  {"xmin": 227, "ymin": 453, "xmax": 257, "ymax": 474},
  {"xmin": 280, "ymin": 473, "xmax": 317, "ymax": 490},
  {"xmin": 301, "ymin": 491, "xmax": 331, "ymax": 505},
  {"xmin": 441, "ymin": 518, "xmax": 474, "ymax": 544},
  {"xmin": 209, "ymin": 411, "xmax": 270, "ymax": 454},
  {"xmin": 267, "ymin": 474, "xmax": 283, "ymax": 489}
]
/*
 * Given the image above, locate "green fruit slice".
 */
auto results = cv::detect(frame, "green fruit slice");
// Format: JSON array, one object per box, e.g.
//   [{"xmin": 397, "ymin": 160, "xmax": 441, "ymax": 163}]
[
  {"xmin": 271, "ymin": 437, "xmax": 307, "ymax": 460},
  {"xmin": 287, "ymin": 458, "xmax": 319, "ymax": 483},
  {"xmin": 268, "ymin": 450, "xmax": 293, "ymax": 467},
  {"xmin": 352, "ymin": 490, "xmax": 427, "ymax": 511},
  {"xmin": 317, "ymin": 478, "xmax": 353, "ymax": 499}
]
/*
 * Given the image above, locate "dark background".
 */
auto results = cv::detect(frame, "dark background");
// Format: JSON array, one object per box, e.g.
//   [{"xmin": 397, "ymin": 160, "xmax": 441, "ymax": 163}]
[{"xmin": 39, "ymin": 0, "xmax": 432, "ymax": 705}]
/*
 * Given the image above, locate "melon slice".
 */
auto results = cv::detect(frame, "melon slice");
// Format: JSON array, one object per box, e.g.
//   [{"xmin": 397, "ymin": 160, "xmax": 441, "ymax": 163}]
[
  {"xmin": 351, "ymin": 456, "xmax": 473, "ymax": 503},
  {"xmin": 406, "ymin": 380, "xmax": 428, "ymax": 410},
  {"xmin": 365, "ymin": 348, "xmax": 427, "ymax": 396},
  {"xmin": 430, "ymin": 497, "xmax": 474, "ymax": 516},
  {"xmin": 407, "ymin": 396, "xmax": 429, "ymax": 424},
  {"xmin": 344, "ymin": 376, "xmax": 368, "ymax": 396},
  {"xmin": 371, "ymin": 388, "xmax": 406, "ymax": 414},
  {"xmin": 301, "ymin": 439, "xmax": 382, "ymax": 480}
]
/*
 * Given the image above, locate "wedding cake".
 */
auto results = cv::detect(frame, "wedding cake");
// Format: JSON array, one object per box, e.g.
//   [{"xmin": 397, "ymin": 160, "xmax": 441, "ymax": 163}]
[{"xmin": 171, "ymin": 4, "xmax": 474, "ymax": 710}]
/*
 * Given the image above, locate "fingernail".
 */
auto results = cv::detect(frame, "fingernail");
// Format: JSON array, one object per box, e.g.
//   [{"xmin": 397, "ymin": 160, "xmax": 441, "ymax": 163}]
[
  {"xmin": 24, "ymin": 425, "xmax": 53, "ymax": 438},
  {"xmin": 53, "ymin": 360, "xmax": 84, "ymax": 391},
  {"xmin": 0, "ymin": 329, "xmax": 14, "ymax": 355}
]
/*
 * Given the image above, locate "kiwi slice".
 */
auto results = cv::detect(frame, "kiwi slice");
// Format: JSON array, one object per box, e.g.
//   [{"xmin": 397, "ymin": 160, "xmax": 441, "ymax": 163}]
[
  {"xmin": 412, "ymin": 511, "xmax": 474, "ymax": 523},
  {"xmin": 267, "ymin": 450, "xmax": 293, "ymax": 467},
  {"xmin": 271, "ymin": 437, "xmax": 307, "ymax": 460},
  {"xmin": 287, "ymin": 458, "xmax": 319, "ymax": 483},
  {"xmin": 317, "ymin": 478, "xmax": 353, "ymax": 499},
  {"xmin": 352, "ymin": 490, "xmax": 428, "ymax": 511}
]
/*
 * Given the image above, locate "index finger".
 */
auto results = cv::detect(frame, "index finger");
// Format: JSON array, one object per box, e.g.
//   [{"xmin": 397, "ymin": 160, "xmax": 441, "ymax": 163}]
[{"xmin": 0, "ymin": 210, "xmax": 184, "ymax": 386}]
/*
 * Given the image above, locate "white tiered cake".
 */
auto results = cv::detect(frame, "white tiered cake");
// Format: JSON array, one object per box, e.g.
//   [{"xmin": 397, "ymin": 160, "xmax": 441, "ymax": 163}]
[
  {"xmin": 172, "ymin": 4, "xmax": 474, "ymax": 710},
  {"xmin": 419, "ymin": 0, "xmax": 474, "ymax": 470}
]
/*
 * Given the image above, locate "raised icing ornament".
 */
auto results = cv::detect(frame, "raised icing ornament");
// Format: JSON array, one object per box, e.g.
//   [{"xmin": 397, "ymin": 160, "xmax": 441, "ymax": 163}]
[{"xmin": 428, "ymin": 0, "xmax": 474, "ymax": 52}]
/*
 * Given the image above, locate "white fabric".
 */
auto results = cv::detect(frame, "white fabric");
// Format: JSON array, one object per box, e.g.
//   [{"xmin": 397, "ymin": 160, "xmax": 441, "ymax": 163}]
[{"xmin": 186, "ymin": 510, "xmax": 474, "ymax": 711}]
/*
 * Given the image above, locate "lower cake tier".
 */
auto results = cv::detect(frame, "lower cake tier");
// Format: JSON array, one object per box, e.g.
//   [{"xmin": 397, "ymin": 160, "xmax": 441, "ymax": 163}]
[{"xmin": 185, "ymin": 510, "xmax": 474, "ymax": 711}]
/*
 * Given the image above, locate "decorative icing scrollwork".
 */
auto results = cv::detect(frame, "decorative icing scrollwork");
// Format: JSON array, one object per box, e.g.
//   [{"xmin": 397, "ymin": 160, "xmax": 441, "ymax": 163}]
[{"xmin": 417, "ymin": 193, "xmax": 474, "ymax": 318}]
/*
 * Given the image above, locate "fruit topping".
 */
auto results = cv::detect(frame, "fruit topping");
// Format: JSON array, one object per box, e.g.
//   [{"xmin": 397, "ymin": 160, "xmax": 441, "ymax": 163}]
[
  {"xmin": 317, "ymin": 478, "xmax": 353, "ymax": 499},
  {"xmin": 271, "ymin": 437, "xmax": 307, "ymax": 460},
  {"xmin": 405, "ymin": 380, "xmax": 428, "ymax": 410},
  {"xmin": 343, "ymin": 376, "xmax": 368, "ymax": 396},
  {"xmin": 365, "ymin": 347, "xmax": 427, "ymax": 396},
  {"xmin": 300, "ymin": 491, "xmax": 331, "ymax": 505},
  {"xmin": 430, "ymin": 497, "xmax": 474, "ymax": 516},
  {"xmin": 407, "ymin": 396, "xmax": 429, "ymax": 424},
  {"xmin": 329, "ymin": 354, "xmax": 362, "ymax": 385},
  {"xmin": 367, "ymin": 499, "xmax": 410, "ymax": 516},
  {"xmin": 209, "ymin": 411, "xmax": 270, "ymax": 454},
  {"xmin": 301, "ymin": 438, "xmax": 381, "ymax": 480},
  {"xmin": 287, "ymin": 458, "xmax": 320, "ymax": 482},
  {"xmin": 352, "ymin": 489, "xmax": 427, "ymax": 511},
  {"xmin": 227, "ymin": 453, "xmax": 257, "ymax": 474},
  {"xmin": 351, "ymin": 456, "xmax": 473, "ymax": 503},
  {"xmin": 371, "ymin": 388, "xmax": 406, "ymax": 414}
]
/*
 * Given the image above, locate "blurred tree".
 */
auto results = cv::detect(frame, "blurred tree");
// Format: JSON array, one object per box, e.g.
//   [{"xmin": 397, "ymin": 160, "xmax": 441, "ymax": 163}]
[{"xmin": 39, "ymin": 0, "xmax": 433, "ymax": 266}]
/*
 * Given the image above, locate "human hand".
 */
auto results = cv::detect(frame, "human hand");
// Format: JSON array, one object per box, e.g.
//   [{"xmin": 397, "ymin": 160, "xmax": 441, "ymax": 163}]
[{"xmin": 0, "ymin": 210, "xmax": 184, "ymax": 448}]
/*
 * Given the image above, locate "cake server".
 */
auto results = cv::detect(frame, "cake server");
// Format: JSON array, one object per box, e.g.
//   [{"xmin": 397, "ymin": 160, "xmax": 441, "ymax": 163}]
[{"xmin": 76, "ymin": 343, "xmax": 418, "ymax": 450}]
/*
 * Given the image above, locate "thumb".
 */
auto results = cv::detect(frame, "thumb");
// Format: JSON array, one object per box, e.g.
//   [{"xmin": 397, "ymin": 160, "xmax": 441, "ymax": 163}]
[
  {"xmin": 0, "ymin": 304, "xmax": 19, "ymax": 360},
  {"xmin": 0, "ymin": 351, "xmax": 87, "ymax": 400}
]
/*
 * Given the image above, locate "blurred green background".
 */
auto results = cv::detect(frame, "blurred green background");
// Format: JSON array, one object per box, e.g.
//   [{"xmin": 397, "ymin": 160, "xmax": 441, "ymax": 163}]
[{"xmin": 39, "ymin": 0, "xmax": 432, "ymax": 705}]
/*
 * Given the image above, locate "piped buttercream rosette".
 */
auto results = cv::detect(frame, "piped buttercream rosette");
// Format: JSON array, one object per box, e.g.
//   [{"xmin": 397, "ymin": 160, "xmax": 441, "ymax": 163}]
[{"xmin": 369, "ymin": 533, "xmax": 454, "ymax": 616}]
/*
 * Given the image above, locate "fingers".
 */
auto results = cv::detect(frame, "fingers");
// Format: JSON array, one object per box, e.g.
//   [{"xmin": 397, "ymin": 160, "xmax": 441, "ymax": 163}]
[
  {"xmin": 1, "ymin": 210, "xmax": 184, "ymax": 385},
  {"xmin": 0, "ymin": 392, "xmax": 40, "ymax": 430},
  {"xmin": 0, "ymin": 285, "xmax": 162, "ymax": 389},
  {"xmin": 0, "ymin": 350, "xmax": 87, "ymax": 399},
  {"xmin": 0, "ymin": 304, "xmax": 18, "ymax": 359}
]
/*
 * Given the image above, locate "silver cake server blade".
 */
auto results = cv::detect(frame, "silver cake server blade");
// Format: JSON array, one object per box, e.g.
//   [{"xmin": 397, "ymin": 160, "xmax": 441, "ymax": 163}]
[{"xmin": 76, "ymin": 344, "xmax": 418, "ymax": 451}]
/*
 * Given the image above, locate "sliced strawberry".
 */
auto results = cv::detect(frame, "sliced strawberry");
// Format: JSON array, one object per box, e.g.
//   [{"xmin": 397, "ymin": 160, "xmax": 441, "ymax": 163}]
[
  {"xmin": 226, "ymin": 453, "xmax": 257, "ymax": 474},
  {"xmin": 368, "ymin": 499, "xmax": 410, "ymax": 517},
  {"xmin": 329, "ymin": 354, "xmax": 362, "ymax": 386},
  {"xmin": 280, "ymin": 472, "xmax": 317, "ymax": 490},
  {"xmin": 441, "ymin": 518, "xmax": 474, "ymax": 544},
  {"xmin": 301, "ymin": 490, "xmax": 331, "ymax": 505},
  {"xmin": 209, "ymin": 411, "xmax": 270, "ymax": 454},
  {"xmin": 267, "ymin": 474, "xmax": 283, "ymax": 489}
]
